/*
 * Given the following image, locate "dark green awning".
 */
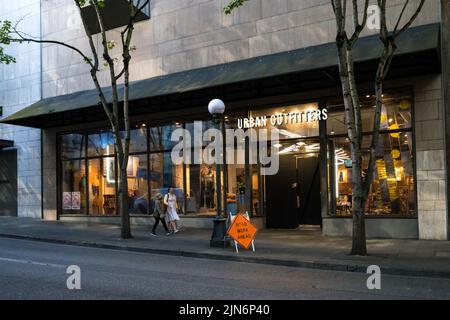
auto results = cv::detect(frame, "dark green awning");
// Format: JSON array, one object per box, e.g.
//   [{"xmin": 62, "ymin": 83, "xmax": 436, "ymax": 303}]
[{"xmin": 1, "ymin": 23, "xmax": 440, "ymax": 128}]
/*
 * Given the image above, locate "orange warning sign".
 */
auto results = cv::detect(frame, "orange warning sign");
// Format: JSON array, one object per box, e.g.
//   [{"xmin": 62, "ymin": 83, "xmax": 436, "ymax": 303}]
[{"xmin": 227, "ymin": 214, "xmax": 258, "ymax": 250}]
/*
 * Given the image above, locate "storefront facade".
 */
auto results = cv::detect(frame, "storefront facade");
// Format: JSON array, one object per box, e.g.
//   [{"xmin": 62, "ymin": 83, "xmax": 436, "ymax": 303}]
[
  {"xmin": 0, "ymin": 0, "xmax": 448, "ymax": 240},
  {"xmin": 45, "ymin": 84, "xmax": 420, "ymax": 237}
]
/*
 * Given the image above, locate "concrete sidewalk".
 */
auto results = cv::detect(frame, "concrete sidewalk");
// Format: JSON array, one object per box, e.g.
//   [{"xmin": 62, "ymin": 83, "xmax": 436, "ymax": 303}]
[{"xmin": 0, "ymin": 216, "xmax": 449, "ymax": 278}]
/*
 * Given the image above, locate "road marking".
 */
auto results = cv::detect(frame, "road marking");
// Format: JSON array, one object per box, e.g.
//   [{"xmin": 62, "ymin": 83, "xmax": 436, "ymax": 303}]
[{"xmin": 0, "ymin": 256, "xmax": 66, "ymax": 269}]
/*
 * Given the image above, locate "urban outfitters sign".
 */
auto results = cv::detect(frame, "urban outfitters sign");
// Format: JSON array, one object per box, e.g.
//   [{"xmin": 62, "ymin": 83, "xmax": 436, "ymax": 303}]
[{"xmin": 237, "ymin": 108, "xmax": 328, "ymax": 129}]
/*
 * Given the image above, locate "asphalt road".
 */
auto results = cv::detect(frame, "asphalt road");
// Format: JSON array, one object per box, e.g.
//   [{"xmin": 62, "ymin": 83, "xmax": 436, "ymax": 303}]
[{"xmin": 0, "ymin": 237, "xmax": 449, "ymax": 300}]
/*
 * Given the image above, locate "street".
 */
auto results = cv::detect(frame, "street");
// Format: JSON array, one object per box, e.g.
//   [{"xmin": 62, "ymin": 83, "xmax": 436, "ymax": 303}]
[{"xmin": 0, "ymin": 237, "xmax": 449, "ymax": 300}]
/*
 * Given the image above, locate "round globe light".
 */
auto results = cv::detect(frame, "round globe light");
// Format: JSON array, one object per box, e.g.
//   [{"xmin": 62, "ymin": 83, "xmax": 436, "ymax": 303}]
[{"xmin": 208, "ymin": 99, "xmax": 226, "ymax": 115}]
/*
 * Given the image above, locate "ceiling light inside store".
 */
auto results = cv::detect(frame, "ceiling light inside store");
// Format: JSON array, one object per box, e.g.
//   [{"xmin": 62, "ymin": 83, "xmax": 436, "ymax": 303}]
[{"xmin": 279, "ymin": 129, "xmax": 303, "ymax": 139}]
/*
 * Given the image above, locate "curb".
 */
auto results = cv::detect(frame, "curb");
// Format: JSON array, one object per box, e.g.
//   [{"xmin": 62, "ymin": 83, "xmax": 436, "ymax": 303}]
[{"xmin": 1, "ymin": 232, "xmax": 450, "ymax": 279}]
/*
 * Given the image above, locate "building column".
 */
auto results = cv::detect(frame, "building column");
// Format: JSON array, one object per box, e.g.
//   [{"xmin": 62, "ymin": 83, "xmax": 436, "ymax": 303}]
[
  {"xmin": 441, "ymin": 0, "xmax": 450, "ymax": 240},
  {"xmin": 319, "ymin": 102, "xmax": 329, "ymax": 220},
  {"xmin": 42, "ymin": 128, "xmax": 58, "ymax": 220}
]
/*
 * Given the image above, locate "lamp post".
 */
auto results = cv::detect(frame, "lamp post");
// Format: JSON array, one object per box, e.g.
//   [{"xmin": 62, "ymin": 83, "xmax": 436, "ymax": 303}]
[{"xmin": 208, "ymin": 99, "xmax": 229, "ymax": 248}]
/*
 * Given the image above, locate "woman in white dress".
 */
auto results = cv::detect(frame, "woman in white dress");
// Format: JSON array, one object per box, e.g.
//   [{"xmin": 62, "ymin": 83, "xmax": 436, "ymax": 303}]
[{"xmin": 164, "ymin": 187, "xmax": 180, "ymax": 233}]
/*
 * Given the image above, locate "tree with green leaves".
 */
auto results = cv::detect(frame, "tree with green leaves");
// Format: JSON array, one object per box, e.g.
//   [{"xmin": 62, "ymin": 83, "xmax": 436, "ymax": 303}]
[
  {"xmin": 1, "ymin": 0, "xmax": 150, "ymax": 239},
  {"xmin": 0, "ymin": 20, "xmax": 15, "ymax": 64},
  {"xmin": 225, "ymin": 0, "xmax": 425, "ymax": 255}
]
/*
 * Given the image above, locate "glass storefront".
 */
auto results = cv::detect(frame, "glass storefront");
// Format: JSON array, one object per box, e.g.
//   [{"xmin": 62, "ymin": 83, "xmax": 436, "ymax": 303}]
[
  {"xmin": 57, "ymin": 88, "xmax": 416, "ymax": 222},
  {"xmin": 327, "ymin": 90, "xmax": 415, "ymax": 216}
]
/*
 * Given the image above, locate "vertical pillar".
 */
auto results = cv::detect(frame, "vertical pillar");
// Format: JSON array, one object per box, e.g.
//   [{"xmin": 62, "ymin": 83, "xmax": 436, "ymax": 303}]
[
  {"xmin": 42, "ymin": 128, "xmax": 58, "ymax": 221},
  {"xmin": 245, "ymin": 134, "xmax": 253, "ymax": 217},
  {"xmin": 215, "ymin": 119, "xmax": 222, "ymax": 218},
  {"xmin": 319, "ymin": 102, "xmax": 329, "ymax": 220},
  {"xmin": 328, "ymin": 140, "xmax": 337, "ymax": 216},
  {"xmin": 441, "ymin": 0, "xmax": 450, "ymax": 239},
  {"xmin": 222, "ymin": 120, "xmax": 228, "ymax": 216}
]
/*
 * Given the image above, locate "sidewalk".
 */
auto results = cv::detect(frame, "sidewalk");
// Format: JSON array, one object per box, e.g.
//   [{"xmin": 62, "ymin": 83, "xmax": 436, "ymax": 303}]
[{"xmin": 0, "ymin": 216, "xmax": 450, "ymax": 278}]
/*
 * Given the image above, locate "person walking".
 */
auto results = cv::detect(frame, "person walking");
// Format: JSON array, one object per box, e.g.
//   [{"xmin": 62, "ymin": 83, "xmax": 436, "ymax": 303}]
[
  {"xmin": 151, "ymin": 193, "xmax": 170, "ymax": 236},
  {"xmin": 164, "ymin": 187, "xmax": 180, "ymax": 234}
]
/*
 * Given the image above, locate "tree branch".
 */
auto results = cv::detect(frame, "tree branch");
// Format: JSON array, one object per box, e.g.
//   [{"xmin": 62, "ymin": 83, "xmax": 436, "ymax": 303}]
[
  {"xmin": 10, "ymin": 27, "xmax": 95, "ymax": 70},
  {"xmin": 73, "ymin": 0, "xmax": 116, "ymax": 127},
  {"xmin": 348, "ymin": 0, "xmax": 369, "ymax": 45},
  {"xmin": 393, "ymin": 0, "xmax": 410, "ymax": 34},
  {"xmin": 393, "ymin": 0, "xmax": 425, "ymax": 38}
]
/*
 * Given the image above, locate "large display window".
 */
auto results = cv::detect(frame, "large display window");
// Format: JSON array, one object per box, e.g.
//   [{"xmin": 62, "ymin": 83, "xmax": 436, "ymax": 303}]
[
  {"xmin": 60, "ymin": 127, "xmax": 150, "ymax": 216},
  {"xmin": 327, "ymin": 90, "xmax": 416, "ymax": 217},
  {"xmin": 58, "ymin": 89, "xmax": 416, "ymax": 220}
]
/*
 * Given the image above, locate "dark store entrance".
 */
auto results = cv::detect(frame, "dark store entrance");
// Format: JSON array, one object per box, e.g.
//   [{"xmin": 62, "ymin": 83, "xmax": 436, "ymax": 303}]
[
  {"xmin": 266, "ymin": 151, "xmax": 322, "ymax": 229},
  {"xmin": 0, "ymin": 149, "xmax": 17, "ymax": 217}
]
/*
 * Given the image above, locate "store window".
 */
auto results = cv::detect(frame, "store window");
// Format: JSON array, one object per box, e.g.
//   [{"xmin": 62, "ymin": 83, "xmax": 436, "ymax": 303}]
[
  {"xmin": 88, "ymin": 157, "xmax": 117, "ymax": 215},
  {"xmin": 186, "ymin": 164, "xmax": 218, "ymax": 216},
  {"xmin": 149, "ymin": 152, "xmax": 184, "ymax": 212},
  {"xmin": 61, "ymin": 159, "xmax": 87, "ymax": 214},
  {"xmin": 128, "ymin": 154, "xmax": 150, "ymax": 214},
  {"xmin": 327, "ymin": 92, "xmax": 415, "ymax": 216},
  {"xmin": 127, "ymin": 127, "xmax": 148, "ymax": 153},
  {"xmin": 61, "ymin": 133, "xmax": 85, "ymax": 159},
  {"xmin": 327, "ymin": 93, "xmax": 412, "ymax": 136},
  {"xmin": 61, "ymin": 126, "xmax": 150, "ymax": 216},
  {"xmin": 149, "ymin": 124, "xmax": 180, "ymax": 151},
  {"xmin": 88, "ymin": 130, "xmax": 115, "ymax": 157}
]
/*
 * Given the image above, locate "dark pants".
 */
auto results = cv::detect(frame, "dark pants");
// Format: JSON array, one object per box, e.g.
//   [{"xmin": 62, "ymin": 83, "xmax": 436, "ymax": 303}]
[{"xmin": 152, "ymin": 216, "xmax": 169, "ymax": 233}]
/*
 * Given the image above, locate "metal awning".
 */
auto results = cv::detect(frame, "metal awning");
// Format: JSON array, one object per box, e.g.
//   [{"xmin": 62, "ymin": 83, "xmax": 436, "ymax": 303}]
[
  {"xmin": 0, "ymin": 23, "xmax": 440, "ymax": 128},
  {"xmin": 0, "ymin": 140, "xmax": 14, "ymax": 149}
]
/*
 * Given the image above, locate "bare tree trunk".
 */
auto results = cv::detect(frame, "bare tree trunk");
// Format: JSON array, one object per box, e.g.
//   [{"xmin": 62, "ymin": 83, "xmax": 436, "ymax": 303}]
[
  {"xmin": 331, "ymin": 0, "xmax": 368, "ymax": 255},
  {"xmin": 351, "ymin": 155, "xmax": 367, "ymax": 255},
  {"xmin": 119, "ymin": 22, "xmax": 133, "ymax": 239},
  {"xmin": 119, "ymin": 163, "xmax": 131, "ymax": 238},
  {"xmin": 335, "ymin": 35, "xmax": 367, "ymax": 255},
  {"xmin": 346, "ymin": 47, "xmax": 367, "ymax": 256},
  {"xmin": 92, "ymin": 1, "xmax": 132, "ymax": 238}
]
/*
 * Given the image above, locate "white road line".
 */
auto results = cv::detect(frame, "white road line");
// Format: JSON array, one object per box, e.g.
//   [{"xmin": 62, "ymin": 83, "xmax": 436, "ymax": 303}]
[{"xmin": 0, "ymin": 257, "xmax": 66, "ymax": 268}]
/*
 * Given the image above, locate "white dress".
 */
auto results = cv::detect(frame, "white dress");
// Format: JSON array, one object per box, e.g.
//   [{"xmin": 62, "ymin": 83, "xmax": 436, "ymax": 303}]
[{"xmin": 165, "ymin": 193, "xmax": 180, "ymax": 222}]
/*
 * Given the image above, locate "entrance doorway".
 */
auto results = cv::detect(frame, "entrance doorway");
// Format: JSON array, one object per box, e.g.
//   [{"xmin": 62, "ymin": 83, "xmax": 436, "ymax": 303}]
[
  {"xmin": 266, "ymin": 145, "xmax": 322, "ymax": 229},
  {"xmin": 0, "ymin": 149, "xmax": 17, "ymax": 216}
]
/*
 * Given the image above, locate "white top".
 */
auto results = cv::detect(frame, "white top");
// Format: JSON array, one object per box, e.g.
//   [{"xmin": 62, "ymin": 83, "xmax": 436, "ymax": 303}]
[{"xmin": 164, "ymin": 193, "xmax": 180, "ymax": 221}]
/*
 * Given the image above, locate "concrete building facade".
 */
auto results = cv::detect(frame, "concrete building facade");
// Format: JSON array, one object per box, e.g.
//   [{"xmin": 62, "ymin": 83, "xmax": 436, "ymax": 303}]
[{"xmin": 0, "ymin": 0, "xmax": 448, "ymax": 240}]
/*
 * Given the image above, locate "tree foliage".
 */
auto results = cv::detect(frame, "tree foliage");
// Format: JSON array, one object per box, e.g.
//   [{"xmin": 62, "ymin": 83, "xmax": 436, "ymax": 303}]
[
  {"xmin": 223, "ymin": 0, "xmax": 249, "ymax": 14},
  {"xmin": 0, "ymin": 20, "xmax": 15, "ymax": 64}
]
